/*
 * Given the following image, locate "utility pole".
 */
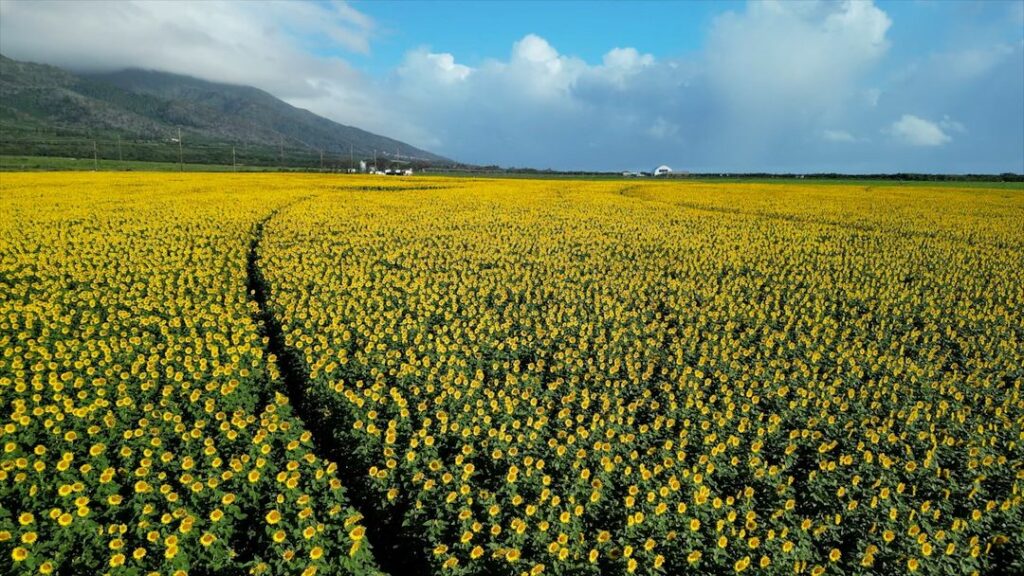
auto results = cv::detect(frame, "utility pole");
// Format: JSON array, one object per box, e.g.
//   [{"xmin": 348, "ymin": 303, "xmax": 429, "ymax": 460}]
[
  {"xmin": 177, "ymin": 127, "xmax": 183, "ymax": 172},
  {"xmin": 117, "ymin": 135, "xmax": 123, "ymax": 164},
  {"xmin": 373, "ymin": 149, "xmax": 377, "ymax": 172},
  {"xmin": 349, "ymin": 144, "xmax": 354, "ymax": 173},
  {"xmin": 320, "ymin": 149, "xmax": 324, "ymax": 172},
  {"xmin": 279, "ymin": 137, "xmax": 284, "ymax": 168},
  {"xmin": 93, "ymin": 140, "xmax": 98, "ymax": 171},
  {"xmin": 232, "ymin": 146, "xmax": 237, "ymax": 172}
]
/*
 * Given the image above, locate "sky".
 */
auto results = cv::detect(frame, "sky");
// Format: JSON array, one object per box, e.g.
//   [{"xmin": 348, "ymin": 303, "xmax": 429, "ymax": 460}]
[{"xmin": 1, "ymin": 0, "xmax": 1022, "ymax": 173}]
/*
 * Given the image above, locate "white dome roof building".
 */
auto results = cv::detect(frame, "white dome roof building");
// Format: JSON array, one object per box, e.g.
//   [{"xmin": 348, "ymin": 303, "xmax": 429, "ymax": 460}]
[{"xmin": 654, "ymin": 165, "xmax": 672, "ymax": 176}]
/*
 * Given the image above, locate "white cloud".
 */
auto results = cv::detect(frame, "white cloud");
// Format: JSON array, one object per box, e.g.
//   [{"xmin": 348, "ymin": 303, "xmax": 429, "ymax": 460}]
[
  {"xmin": 512, "ymin": 34, "xmax": 560, "ymax": 65},
  {"xmin": 382, "ymin": 1, "xmax": 899, "ymax": 167},
  {"xmin": 426, "ymin": 53, "xmax": 472, "ymax": 82},
  {"xmin": 398, "ymin": 50, "xmax": 472, "ymax": 85},
  {"xmin": 501, "ymin": 34, "xmax": 588, "ymax": 99},
  {"xmin": 599, "ymin": 47, "xmax": 656, "ymax": 87},
  {"xmin": 939, "ymin": 115, "xmax": 965, "ymax": 134},
  {"xmin": 691, "ymin": 0, "xmax": 894, "ymax": 166},
  {"xmin": 0, "ymin": 0, "xmax": 900, "ymax": 166},
  {"xmin": 863, "ymin": 88, "xmax": 881, "ymax": 107},
  {"xmin": 0, "ymin": 0, "xmax": 436, "ymax": 149},
  {"xmin": 603, "ymin": 47, "xmax": 655, "ymax": 70},
  {"xmin": 931, "ymin": 44, "xmax": 1015, "ymax": 81},
  {"xmin": 888, "ymin": 114, "xmax": 951, "ymax": 146},
  {"xmin": 647, "ymin": 117, "xmax": 680, "ymax": 140},
  {"xmin": 0, "ymin": 0, "xmax": 373, "ymax": 98},
  {"xmin": 706, "ymin": 0, "xmax": 891, "ymax": 117},
  {"xmin": 1010, "ymin": 2, "xmax": 1024, "ymax": 27},
  {"xmin": 822, "ymin": 129, "xmax": 857, "ymax": 143}
]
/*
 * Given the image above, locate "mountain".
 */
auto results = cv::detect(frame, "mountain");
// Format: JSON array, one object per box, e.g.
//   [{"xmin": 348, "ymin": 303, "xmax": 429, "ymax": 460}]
[{"xmin": 0, "ymin": 54, "xmax": 450, "ymax": 166}]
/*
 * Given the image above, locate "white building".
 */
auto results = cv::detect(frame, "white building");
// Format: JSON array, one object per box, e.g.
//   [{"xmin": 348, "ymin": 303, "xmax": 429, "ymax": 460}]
[{"xmin": 654, "ymin": 165, "xmax": 672, "ymax": 177}]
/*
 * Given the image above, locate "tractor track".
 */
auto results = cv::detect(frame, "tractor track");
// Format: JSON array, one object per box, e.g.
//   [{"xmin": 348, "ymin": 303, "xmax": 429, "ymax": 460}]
[{"xmin": 245, "ymin": 195, "xmax": 429, "ymax": 576}]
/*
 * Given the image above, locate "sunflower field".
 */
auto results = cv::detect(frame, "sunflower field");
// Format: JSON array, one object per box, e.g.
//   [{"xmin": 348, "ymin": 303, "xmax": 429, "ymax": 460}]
[
  {"xmin": 0, "ymin": 174, "xmax": 384, "ymax": 576},
  {"xmin": 2, "ymin": 173, "xmax": 1022, "ymax": 576}
]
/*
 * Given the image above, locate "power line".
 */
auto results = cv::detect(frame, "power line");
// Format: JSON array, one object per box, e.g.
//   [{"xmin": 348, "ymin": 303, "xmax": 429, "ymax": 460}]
[{"xmin": 1, "ymin": 135, "xmax": 431, "ymax": 171}]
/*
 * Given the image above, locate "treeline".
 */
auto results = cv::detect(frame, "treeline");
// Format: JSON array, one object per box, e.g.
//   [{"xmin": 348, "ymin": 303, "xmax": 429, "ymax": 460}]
[
  {"xmin": 679, "ymin": 172, "xmax": 1024, "ymax": 182},
  {"xmin": 0, "ymin": 136, "xmax": 444, "ymax": 171},
  {"xmin": 425, "ymin": 166, "xmax": 1024, "ymax": 182}
]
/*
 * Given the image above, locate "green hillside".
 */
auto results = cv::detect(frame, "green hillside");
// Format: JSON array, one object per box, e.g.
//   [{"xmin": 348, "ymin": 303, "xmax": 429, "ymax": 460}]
[{"xmin": 0, "ymin": 55, "xmax": 450, "ymax": 168}]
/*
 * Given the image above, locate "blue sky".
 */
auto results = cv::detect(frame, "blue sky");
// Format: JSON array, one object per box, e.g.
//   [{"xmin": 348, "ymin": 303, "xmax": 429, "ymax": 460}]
[
  {"xmin": 348, "ymin": 1, "xmax": 739, "ymax": 74},
  {"xmin": 1, "ymin": 0, "xmax": 1022, "ymax": 172}
]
